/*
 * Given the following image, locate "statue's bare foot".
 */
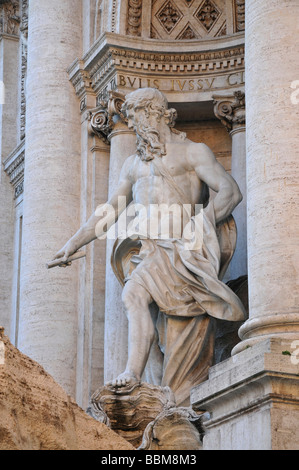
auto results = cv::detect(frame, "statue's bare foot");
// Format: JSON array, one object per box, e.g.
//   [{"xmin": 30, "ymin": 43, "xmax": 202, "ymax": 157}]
[{"xmin": 107, "ymin": 371, "xmax": 140, "ymax": 389}]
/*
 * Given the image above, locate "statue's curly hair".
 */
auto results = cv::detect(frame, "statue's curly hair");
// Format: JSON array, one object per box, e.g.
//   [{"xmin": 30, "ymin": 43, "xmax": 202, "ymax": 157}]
[{"xmin": 122, "ymin": 88, "xmax": 177, "ymax": 127}]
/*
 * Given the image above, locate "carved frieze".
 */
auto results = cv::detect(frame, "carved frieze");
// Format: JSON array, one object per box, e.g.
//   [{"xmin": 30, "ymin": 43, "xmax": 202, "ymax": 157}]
[
  {"xmin": 0, "ymin": 0, "xmax": 20, "ymax": 35},
  {"xmin": 69, "ymin": 33, "xmax": 245, "ymax": 109}
]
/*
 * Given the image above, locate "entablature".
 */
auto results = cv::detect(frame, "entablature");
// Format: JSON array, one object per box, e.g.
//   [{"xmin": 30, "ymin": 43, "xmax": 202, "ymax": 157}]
[
  {"xmin": 3, "ymin": 139, "xmax": 25, "ymax": 199},
  {"xmin": 69, "ymin": 31, "xmax": 244, "ymax": 113}
]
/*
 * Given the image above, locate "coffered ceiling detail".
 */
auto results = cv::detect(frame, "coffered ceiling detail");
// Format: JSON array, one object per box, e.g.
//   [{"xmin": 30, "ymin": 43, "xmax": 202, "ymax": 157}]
[{"xmin": 151, "ymin": 0, "xmax": 227, "ymax": 39}]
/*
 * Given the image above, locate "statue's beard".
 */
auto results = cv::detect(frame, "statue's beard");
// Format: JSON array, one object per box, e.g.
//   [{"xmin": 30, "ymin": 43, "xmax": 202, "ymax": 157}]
[{"xmin": 135, "ymin": 123, "xmax": 166, "ymax": 161}]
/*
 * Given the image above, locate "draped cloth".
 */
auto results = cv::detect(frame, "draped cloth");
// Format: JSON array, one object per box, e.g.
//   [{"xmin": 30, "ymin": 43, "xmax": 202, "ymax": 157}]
[
  {"xmin": 111, "ymin": 201, "xmax": 246, "ymax": 406},
  {"xmin": 111, "ymin": 156, "xmax": 247, "ymax": 405}
]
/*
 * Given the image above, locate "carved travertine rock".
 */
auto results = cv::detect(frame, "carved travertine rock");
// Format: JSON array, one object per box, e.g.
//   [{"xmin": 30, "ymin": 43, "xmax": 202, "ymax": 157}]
[
  {"xmin": 88, "ymin": 381, "xmax": 203, "ymax": 450},
  {"xmin": 139, "ymin": 407, "xmax": 203, "ymax": 450},
  {"xmin": 88, "ymin": 382, "xmax": 176, "ymax": 448}
]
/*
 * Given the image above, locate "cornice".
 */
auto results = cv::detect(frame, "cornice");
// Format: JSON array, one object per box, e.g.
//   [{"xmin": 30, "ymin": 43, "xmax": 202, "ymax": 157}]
[
  {"xmin": 3, "ymin": 139, "xmax": 25, "ymax": 198},
  {"xmin": 83, "ymin": 31, "xmax": 245, "ymax": 66},
  {"xmin": 69, "ymin": 31, "xmax": 245, "ymax": 107}
]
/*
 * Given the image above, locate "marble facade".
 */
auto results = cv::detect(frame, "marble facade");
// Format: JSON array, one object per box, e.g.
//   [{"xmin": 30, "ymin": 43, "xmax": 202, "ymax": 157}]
[{"xmin": 0, "ymin": 0, "xmax": 298, "ymax": 449}]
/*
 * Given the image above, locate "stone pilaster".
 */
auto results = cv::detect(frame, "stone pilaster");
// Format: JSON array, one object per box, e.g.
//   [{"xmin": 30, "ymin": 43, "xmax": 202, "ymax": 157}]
[
  {"xmin": 88, "ymin": 91, "xmax": 137, "ymax": 383},
  {"xmin": 191, "ymin": 0, "xmax": 299, "ymax": 450},
  {"xmin": 213, "ymin": 91, "xmax": 247, "ymax": 280},
  {"xmin": 0, "ymin": 2, "xmax": 20, "ymax": 338},
  {"xmin": 233, "ymin": 0, "xmax": 299, "ymax": 353},
  {"xmin": 18, "ymin": 0, "xmax": 82, "ymax": 397}
]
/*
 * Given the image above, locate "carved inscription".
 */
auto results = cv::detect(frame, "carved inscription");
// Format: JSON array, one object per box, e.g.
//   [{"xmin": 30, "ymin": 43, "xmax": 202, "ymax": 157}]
[{"xmin": 116, "ymin": 72, "xmax": 245, "ymax": 92}]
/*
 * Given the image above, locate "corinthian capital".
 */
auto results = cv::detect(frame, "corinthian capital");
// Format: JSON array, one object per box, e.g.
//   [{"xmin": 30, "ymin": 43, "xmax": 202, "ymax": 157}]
[
  {"xmin": 213, "ymin": 91, "xmax": 246, "ymax": 132},
  {"xmin": 88, "ymin": 91, "xmax": 127, "ymax": 143}
]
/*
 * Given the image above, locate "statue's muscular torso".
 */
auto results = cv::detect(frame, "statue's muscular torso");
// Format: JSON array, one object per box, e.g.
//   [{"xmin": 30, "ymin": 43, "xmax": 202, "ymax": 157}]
[{"xmin": 128, "ymin": 141, "xmax": 207, "ymax": 209}]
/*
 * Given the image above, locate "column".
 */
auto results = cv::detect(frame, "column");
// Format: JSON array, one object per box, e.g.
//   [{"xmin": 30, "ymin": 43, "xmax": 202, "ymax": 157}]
[
  {"xmin": 104, "ymin": 120, "xmax": 136, "ymax": 382},
  {"xmin": 233, "ymin": 0, "xmax": 299, "ymax": 353},
  {"xmin": 0, "ymin": 1, "xmax": 20, "ymax": 338},
  {"xmin": 89, "ymin": 92, "xmax": 137, "ymax": 382},
  {"xmin": 18, "ymin": 0, "xmax": 82, "ymax": 397},
  {"xmin": 214, "ymin": 91, "xmax": 247, "ymax": 280},
  {"xmin": 76, "ymin": 108, "xmax": 110, "ymax": 409}
]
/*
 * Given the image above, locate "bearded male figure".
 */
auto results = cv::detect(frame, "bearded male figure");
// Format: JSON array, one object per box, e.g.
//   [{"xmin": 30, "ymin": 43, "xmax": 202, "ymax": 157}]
[{"xmin": 53, "ymin": 88, "xmax": 246, "ymax": 406}]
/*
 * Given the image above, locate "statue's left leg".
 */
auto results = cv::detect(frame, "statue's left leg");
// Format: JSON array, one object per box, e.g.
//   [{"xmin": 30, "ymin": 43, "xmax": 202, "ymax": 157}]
[{"xmin": 107, "ymin": 279, "xmax": 154, "ymax": 388}]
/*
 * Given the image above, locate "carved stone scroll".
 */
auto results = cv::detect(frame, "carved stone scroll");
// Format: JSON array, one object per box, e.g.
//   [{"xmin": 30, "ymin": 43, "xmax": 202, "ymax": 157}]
[
  {"xmin": 88, "ymin": 90, "xmax": 126, "ymax": 143},
  {"xmin": 213, "ymin": 90, "xmax": 245, "ymax": 132}
]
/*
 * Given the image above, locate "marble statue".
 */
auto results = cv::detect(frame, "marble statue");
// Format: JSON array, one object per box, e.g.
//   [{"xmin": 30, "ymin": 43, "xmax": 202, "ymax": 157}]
[{"xmin": 52, "ymin": 88, "xmax": 247, "ymax": 406}]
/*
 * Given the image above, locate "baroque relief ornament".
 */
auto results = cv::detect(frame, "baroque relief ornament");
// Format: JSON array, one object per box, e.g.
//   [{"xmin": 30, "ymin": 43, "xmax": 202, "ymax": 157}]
[
  {"xmin": 0, "ymin": 0, "xmax": 20, "ymax": 35},
  {"xmin": 195, "ymin": 0, "xmax": 221, "ymax": 32},
  {"xmin": 156, "ymin": 0, "xmax": 183, "ymax": 34},
  {"xmin": 126, "ymin": 0, "xmax": 142, "ymax": 36}
]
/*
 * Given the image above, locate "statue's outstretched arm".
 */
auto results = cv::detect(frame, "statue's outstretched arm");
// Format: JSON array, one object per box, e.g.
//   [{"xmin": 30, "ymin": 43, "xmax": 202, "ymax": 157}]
[{"xmin": 49, "ymin": 158, "xmax": 133, "ymax": 268}]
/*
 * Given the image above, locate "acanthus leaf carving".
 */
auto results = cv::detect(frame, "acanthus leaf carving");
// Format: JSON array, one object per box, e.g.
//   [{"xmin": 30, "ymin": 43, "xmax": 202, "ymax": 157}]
[
  {"xmin": 213, "ymin": 90, "xmax": 246, "ymax": 132},
  {"xmin": 88, "ymin": 91, "xmax": 127, "ymax": 143}
]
